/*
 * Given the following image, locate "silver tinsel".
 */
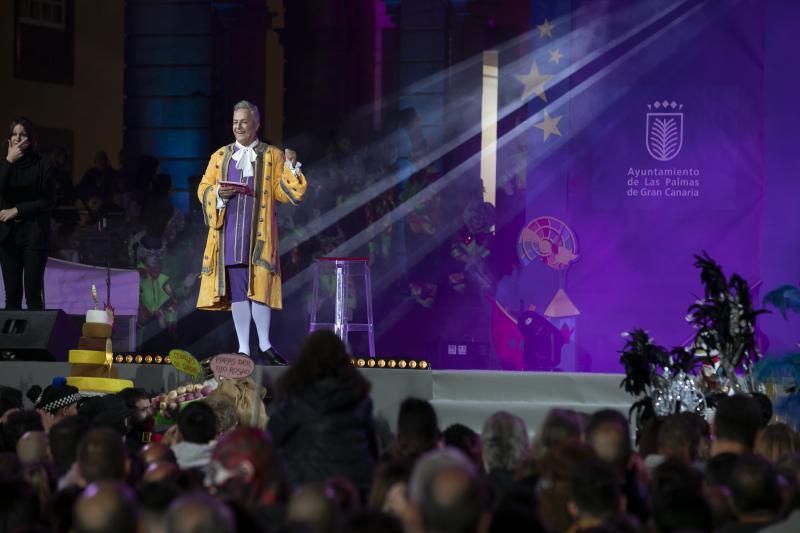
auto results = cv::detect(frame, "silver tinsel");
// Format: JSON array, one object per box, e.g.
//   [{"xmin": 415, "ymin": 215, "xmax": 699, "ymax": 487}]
[{"xmin": 653, "ymin": 371, "xmax": 706, "ymax": 416}]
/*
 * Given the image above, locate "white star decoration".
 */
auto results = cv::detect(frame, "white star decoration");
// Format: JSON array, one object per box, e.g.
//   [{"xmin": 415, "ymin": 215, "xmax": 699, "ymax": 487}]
[
  {"xmin": 535, "ymin": 110, "xmax": 563, "ymax": 141},
  {"xmin": 537, "ymin": 19, "xmax": 554, "ymax": 39},
  {"xmin": 549, "ymin": 48, "xmax": 563, "ymax": 64},
  {"xmin": 514, "ymin": 60, "xmax": 552, "ymax": 103}
]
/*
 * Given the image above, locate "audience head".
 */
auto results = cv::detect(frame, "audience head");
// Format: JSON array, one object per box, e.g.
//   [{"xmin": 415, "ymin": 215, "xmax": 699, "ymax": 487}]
[
  {"xmin": 211, "ymin": 378, "xmax": 267, "ymax": 429},
  {"xmin": 210, "ymin": 427, "xmax": 287, "ymax": 508},
  {"xmin": 143, "ymin": 461, "xmax": 180, "ymax": 484},
  {"xmin": 409, "ymin": 448, "xmax": 487, "ymax": 533},
  {"xmin": 287, "ymin": 482, "xmax": 340, "ymax": 533},
  {"xmin": 704, "ymin": 452, "xmax": 739, "ymax": 527},
  {"xmin": 650, "ymin": 458, "xmax": 712, "ymax": 532},
  {"xmin": 481, "ymin": 411, "xmax": 528, "ymax": 473},
  {"xmin": 77, "ymin": 428, "xmax": 129, "ymax": 483},
  {"xmin": 49, "ymin": 415, "xmax": 90, "ymax": 477},
  {"xmin": 1, "ymin": 409, "xmax": 44, "ymax": 451},
  {"xmin": 177, "ymin": 402, "xmax": 217, "ymax": 444},
  {"xmin": 657, "ymin": 413, "xmax": 700, "ymax": 463},
  {"xmin": 7, "ymin": 116, "xmax": 39, "ymax": 152},
  {"xmin": 278, "ymin": 330, "xmax": 370, "ymax": 400},
  {"xmin": 712, "ymin": 393, "xmax": 763, "ymax": 454},
  {"xmin": 636, "ymin": 416, "xmax": 663, "ymax": 458},
  {"xmin": 72, "ymin": 481, "xmax": 138, "ymax": 533},
  {"xmin": 201, "ymin": 394, "xmax": 239, "ymax": 436},
  {"xmin": 117, "ymin": 387, "xmax": 151, "ymax": 425},
  {"xmin": 395, "ymin": 398, "xmax": 441, "ymax": 462},
  {"xmin": 535, "ymin": 408, "xmax": 584, "ymax": 456},
  {"xmin": 776, "ymin": 452, "xmax": 800, "ymax": 493},
  {"xmin": 442, "ymin": 424, "xmax": 482, "ymax": 466},
  {"xmin": 728, "ymin": 453, "xmax": 782, "ymax": 520},
  {"xmin": 586, "ymin": 409, "xmax": 631, "ymax": 472},
  {"xmin": 567, "ymin": 459, "xmax": 622, "ymax": 523},
  {"xmin": 137, "ymin": 481, "xmax": 179, "ymax": 533},
  {"xmin": 367, "ymin": 461, "xmax": 411, "ymax": 516},
  {"xmin": 538, "ymin": 441, "xmax": 598, "ymax": 533},
  {"xmin": 16, "ymin": 430, "xmax": 49, "ymax": 464},
  {"xmin": 681, "ymin": 411, "xmax": 711, "ymax": 460},
  {"xmin": 165, "ymin": 491, "xmax": 235, "ymax": 533},
  {"xmin": 755, "ymin": 423, "xmax": 796, "ymax": 463},
  {"xmin": 140, "ymin": 442, "xmax": 177, "ymax": 467},
  {"xmin": 27, "ymin": 379, "xmax": 81, "ymax": 417},
  {"xmin": 0, "ymin": 385, "xmax": 22, "ymax": 418},
  {"xmin": 78, "ymin": 395, "xmax": 135, "ymax": 436}
]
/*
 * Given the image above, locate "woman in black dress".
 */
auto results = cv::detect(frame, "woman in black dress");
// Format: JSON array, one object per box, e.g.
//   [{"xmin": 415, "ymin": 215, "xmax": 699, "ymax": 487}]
[{"xmin": 0, "ymin": 118, "xmax": 54, "ymax": 309}]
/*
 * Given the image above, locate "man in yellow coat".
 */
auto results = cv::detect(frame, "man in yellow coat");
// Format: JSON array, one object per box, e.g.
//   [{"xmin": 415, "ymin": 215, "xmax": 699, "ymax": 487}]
[{"xmin": 197, "ymin": 100, "xmax": 307, "ymax": 365}]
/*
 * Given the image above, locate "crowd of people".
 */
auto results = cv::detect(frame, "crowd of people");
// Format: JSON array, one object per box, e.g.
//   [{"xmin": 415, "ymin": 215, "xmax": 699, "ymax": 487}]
[{"xmin": 0, "ymin": 330, "xmax": 796, "ymax": 532}]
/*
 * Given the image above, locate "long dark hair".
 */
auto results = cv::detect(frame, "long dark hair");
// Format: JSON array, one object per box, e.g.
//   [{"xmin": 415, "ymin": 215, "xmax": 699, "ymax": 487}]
[
  {"xmin": 7, "ymin": 117, "xmax": 38, "ymax": 151},
  {"xmin": 277, "ymin": 330, "xmax": 370, "ymax": 399}
]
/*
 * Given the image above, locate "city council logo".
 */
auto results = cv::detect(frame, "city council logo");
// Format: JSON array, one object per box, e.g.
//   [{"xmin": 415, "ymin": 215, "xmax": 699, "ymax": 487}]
[{"xmin": 646, "ymin": 100, "xmax": 683, "ymax": 162}]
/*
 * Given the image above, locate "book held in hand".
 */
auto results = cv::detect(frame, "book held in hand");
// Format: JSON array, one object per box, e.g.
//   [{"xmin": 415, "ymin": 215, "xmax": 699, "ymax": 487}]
[{"xmin": 219, "ymin": 181, "xmax": 254, "ymax": 196}]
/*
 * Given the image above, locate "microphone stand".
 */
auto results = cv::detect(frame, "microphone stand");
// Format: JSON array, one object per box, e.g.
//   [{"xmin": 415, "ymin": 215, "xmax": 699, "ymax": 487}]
[{"xmin": 98, "ymin": 217, "xmax": 111, "ymax": 307}]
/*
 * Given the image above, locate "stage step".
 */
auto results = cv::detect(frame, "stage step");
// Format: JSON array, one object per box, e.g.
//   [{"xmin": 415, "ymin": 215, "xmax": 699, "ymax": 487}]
[{"xmin": 430, "ymin": 371, "xmax": 632, "ymax": 435}]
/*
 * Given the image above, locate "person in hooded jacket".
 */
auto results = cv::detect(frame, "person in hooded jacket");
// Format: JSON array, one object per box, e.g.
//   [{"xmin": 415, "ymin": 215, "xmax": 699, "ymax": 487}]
[{"xmin": 268, "ymin": 330, "xmax": 377, "ymax": 500}]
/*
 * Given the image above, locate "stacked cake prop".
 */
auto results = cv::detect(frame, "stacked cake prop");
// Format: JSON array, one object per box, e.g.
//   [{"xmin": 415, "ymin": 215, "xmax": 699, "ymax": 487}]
[{"xmin": 67, "ymin": 286, "xmax": 133, "ymax": 393}]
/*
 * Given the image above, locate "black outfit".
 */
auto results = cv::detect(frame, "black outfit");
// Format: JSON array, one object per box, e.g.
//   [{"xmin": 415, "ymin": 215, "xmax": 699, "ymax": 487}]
[
  {"xmin": 267, "ymin": 377, "xmax": 377, "ymax": 498},
  {"xmin": 0, "ymin": 152, "xmax": 54, "ymax": 309}
]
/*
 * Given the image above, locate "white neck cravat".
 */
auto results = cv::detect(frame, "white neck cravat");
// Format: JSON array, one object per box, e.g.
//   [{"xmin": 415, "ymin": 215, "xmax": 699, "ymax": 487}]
[{"xmin": 231, "ymin": 140, "xmax": 259, "ymax": 178}]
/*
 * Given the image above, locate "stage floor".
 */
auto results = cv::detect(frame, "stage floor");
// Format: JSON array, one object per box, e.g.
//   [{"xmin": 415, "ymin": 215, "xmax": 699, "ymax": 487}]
[{"xmin": 0, "ymin": 362, "xmax": 632, "ymax": 434}]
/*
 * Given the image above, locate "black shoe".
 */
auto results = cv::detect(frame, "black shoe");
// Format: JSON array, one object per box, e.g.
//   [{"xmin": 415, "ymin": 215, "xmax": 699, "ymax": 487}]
[
  {"xmin": 235, "ymin": 351, "xmax": 267, "ymax": 366},
  {"xmin": 260, "ymin": 346, "xmax": 288, "ymax": 366}
]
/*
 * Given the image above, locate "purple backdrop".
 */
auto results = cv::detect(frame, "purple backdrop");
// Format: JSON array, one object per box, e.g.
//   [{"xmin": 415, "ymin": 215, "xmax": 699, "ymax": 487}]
[{"xmin": 513, "ymin": 0, "xmax": 766, "ymax": 372}]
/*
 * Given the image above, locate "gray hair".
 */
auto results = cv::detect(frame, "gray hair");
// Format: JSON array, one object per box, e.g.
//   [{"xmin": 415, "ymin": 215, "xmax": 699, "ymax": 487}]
[
  {"xmin": 481, "ymin": 411, "xmax": 529, "ymax": 472},
  {"xmin": 202, "ymin": 394, "xmax": 239, "ymax": 436},
  {"xmin": 166, "ymin": 492, "xmax": 234, "ymax": 533},
  {"xmin": 408, "ymin": 448, "xmax": 477, "ymax": 504},
  {"xmin": 232, "ymin": 100, "xmax": 261, "ymax": 124}
]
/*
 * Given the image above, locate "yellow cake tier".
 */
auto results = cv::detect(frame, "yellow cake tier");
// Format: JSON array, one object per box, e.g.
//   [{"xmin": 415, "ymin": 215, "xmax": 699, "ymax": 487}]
[
  {"xmin": 67, "ymin": 376, "xmax": 133, "ymax": 393},
  {"xmin": 68, "ymin": 349, "xmax": 109, "ymax": 365}
]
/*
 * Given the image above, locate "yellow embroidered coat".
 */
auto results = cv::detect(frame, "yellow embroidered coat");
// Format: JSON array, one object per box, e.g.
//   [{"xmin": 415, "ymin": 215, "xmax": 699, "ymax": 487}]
[{"xmin": 196, "ymin": 142, "xmax": 307, "ymax": 310}]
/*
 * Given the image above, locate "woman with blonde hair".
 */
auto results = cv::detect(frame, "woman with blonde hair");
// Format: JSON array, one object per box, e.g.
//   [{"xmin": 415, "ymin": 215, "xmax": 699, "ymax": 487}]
[
  {"xmin": 209, "ymin": 376, "xmax": 268, "ymax": 429},
  {"xmin": 755, "ymin": 423, "xmax": 797, "ymax": 463}
]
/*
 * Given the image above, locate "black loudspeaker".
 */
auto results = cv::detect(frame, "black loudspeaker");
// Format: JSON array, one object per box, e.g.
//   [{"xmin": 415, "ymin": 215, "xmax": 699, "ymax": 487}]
[{"xmin": 0, "ymin": 310, "xmax": 80, "ymax": 362}]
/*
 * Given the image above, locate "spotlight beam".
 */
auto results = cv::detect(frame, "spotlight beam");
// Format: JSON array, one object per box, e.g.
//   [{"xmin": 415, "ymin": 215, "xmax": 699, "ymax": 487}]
[
  {"xmin": 278, "ymin": 0, "xmax": 697, "ymax": 254},
  {"xmin": 281, "ymin": 0, "xmax": 710, "ymax": 300}
]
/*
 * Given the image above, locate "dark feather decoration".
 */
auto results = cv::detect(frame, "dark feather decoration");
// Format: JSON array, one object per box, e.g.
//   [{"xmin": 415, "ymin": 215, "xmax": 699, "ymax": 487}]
[
  {"xmin": 669, "ymin": 346, "xmax": 698, "ymax": 374},
  {"xmin": 687, "ymin": 251, "xmax": 765, "ymax": 390},
  {"xmin": 619, "ymin": 329, "xmax": 669, "ymax": 396}
]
